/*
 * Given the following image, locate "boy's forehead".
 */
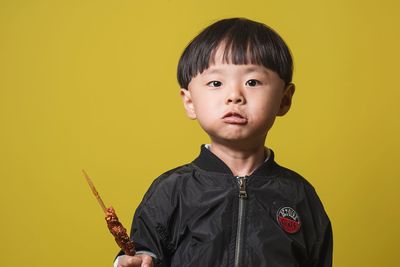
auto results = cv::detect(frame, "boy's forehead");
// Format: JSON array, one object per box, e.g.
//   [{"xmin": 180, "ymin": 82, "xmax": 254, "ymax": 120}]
[
  {"xmin": 205, "ymin": 45, "xmax": 283, "ymax": 80},
  {"xmin": 211, "ymin": 45, "xmax": 229, "ymax": 62},
  {"xmin": 210, "ymin": 44, "xmax": 246, "ymax": 65},
  {"xmin": 204, "ymin": 63, "xmax": 271, "ymax": 75}
]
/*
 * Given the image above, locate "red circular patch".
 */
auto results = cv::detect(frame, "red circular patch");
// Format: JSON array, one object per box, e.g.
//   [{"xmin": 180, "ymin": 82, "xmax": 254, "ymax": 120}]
[{"xmin": 276, "ymin": 207, "xmax": 301, "ymax": 234}]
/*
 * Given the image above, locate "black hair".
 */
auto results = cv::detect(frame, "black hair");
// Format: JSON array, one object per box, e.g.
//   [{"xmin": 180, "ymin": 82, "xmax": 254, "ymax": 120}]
[{"xmin": 177, "ymin": 18, "xmax": 293, "ymax": 89}]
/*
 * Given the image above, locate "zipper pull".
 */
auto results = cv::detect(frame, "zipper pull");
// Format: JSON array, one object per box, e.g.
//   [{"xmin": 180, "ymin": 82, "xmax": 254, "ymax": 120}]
[{"xmin": 237, "ymin": 176, "xmax": 248, "ymax": 199}]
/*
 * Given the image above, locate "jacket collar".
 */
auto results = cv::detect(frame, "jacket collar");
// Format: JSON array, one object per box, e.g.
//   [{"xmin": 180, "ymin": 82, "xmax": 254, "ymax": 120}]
[{"xmin": 192, "ymin": 144, "xmax": 277, "ymax": 176}]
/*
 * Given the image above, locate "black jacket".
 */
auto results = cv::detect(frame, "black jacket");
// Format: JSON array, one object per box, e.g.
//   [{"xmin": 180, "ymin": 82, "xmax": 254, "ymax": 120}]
[{"xmin": 126, "ymin": 145, "xmax": 333, "ymax": 267}]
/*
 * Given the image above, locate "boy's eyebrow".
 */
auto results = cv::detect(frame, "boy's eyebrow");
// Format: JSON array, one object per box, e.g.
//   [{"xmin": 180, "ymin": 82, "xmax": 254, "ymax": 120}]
[
  {"xmin": 205, "ymin": 66, "xmax": 270, "ymax": 75},
  {"xmin": 243, "ymin": 66, "xmax": 270, "ymax": 75},
  {"xmin": 205, "ymin": 68, "xmax": 223, "ymax": 75}
]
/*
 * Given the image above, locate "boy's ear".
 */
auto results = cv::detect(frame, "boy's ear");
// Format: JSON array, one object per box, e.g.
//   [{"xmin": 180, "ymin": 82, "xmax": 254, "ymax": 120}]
[
  {"xmin": 180, "ymin": 88, "xmax": 197, "ymax": 120},
  {"xmin": 277, "ymin": 83, "xmax": 295, "ymax": 116}
]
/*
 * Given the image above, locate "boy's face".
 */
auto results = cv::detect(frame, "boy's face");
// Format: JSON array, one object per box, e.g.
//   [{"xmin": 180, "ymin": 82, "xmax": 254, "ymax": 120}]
[{"xmin": 181, "ymin": 48, "xmax": 295, "ymax": 147}]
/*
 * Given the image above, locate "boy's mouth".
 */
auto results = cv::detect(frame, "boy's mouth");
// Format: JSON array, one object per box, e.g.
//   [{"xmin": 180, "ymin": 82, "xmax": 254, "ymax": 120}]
[{"xmin": 222, "ymin": 112, "xmax": 248, "ymax": 124}]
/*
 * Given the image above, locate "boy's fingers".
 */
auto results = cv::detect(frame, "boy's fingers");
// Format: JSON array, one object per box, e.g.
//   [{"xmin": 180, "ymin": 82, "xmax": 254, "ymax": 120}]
[
  {"xmin": 118, "ymin": 254, "xmax": 153, "ymax": 267},
  {"xmin": 127, "ymin": 256, "xmax": 142, "ymax": 265},
  {"xmin": 118, "ymin": 255, "xmax": 143, "ymax": 267},
  {"xmin": 138, "ymin": 254, "xmax": 153, "ymax": 267}
]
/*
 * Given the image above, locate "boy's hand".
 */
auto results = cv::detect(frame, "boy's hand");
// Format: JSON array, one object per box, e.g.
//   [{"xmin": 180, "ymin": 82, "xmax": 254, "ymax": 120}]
[{"xmin": 117, "ymin": 254, "xmax": 154, "ymax": 267}]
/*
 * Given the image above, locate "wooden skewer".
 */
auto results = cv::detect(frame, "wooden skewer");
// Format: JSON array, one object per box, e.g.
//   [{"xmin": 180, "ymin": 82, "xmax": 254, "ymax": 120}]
[{"xmin": 82, "ymin": 169, "xmax": 107, "ymax": 214}]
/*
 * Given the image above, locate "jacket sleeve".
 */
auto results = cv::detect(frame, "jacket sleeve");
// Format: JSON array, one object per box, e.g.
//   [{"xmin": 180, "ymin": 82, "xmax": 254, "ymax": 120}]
[
  {"xmin": 128, "ymin": 176, "xmax": 178, "ymax": 267},
  {"xmin": 304, "ymin": 183, "xmax": 333, "ymax": 267},
  {"xmin": 314, "ymin": 220, "xmax": 333, "ymax": 267},
  {"xmin": 113, "ymin": 205, "xmax": 168, "ymax": 267},
  {"xmin": 129, "ymin": 203, "xmax": 170, "ymax": 266}
]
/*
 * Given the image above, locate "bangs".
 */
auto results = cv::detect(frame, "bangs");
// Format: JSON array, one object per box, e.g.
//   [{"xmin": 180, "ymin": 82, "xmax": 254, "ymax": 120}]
[
  {"xmin": 177, "ymin": 18, "xmax": 293, "ymax": 89},
  {"xmin": 209, "ymin": 38, "xmax": 270, "ymax": 67}
]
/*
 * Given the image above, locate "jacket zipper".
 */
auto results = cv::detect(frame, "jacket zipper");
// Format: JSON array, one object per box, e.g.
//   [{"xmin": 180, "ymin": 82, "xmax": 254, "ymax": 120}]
[{"xmin": 234, "ymin": 176, "xmax": 248, "ymax": 267}]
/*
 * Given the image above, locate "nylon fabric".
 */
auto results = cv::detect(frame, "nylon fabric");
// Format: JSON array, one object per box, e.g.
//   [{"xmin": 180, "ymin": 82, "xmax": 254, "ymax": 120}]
[{"xmin": 119, "ymin": 145, "xmax": 332, "ymax": 267}]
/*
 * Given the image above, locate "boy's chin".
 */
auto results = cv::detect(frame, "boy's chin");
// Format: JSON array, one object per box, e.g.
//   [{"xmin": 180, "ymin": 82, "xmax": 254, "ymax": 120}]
[{"xmin": 208, "ymin": 134, "xmax": 267, "ymax": 149}]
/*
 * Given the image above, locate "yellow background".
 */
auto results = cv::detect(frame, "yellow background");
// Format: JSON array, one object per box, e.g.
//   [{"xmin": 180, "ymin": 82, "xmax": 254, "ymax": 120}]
[{"xmin": 1, "ymin": 0, "xmax": 399, "ymax": 266}]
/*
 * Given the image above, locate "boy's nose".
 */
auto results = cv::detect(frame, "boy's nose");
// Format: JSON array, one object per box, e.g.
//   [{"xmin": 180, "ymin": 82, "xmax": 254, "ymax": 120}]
[{"xmin": 226, "ymin": 88, "xmax": 245, "ymax": 105}]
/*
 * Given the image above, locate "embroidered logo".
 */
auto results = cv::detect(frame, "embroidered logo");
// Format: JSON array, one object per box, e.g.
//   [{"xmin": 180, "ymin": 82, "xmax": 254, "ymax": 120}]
[{"xmin": 276, "ymin": 207, "xmax": 301, "ymax": 234}]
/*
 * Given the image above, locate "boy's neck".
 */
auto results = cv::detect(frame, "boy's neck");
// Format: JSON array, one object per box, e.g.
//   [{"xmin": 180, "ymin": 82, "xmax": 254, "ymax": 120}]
[{"xmin": 209, "ymin": 141, "xmax": 267, "ymax": 176}]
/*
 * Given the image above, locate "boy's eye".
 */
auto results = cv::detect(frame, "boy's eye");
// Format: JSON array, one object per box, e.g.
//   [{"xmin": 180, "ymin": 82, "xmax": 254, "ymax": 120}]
[
  {"xmin": 245, "ymin": 79, "xmax": 260, "ymax": 87},
  {"xmin": 207, "ymin": 81, "xmax": 222, "ymax": 87}
]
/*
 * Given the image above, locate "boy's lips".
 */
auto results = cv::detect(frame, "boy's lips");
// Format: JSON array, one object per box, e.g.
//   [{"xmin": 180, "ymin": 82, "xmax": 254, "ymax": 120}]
[{"xmin": 222, "ymin": 112, "xmax": 248, "ymax": 124}]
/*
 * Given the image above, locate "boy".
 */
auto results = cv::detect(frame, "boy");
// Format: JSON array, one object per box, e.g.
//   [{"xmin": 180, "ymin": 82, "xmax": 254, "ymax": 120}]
[{"xmin": 115, "ymin": 18, "xmax": 333, "ymax": 267}]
